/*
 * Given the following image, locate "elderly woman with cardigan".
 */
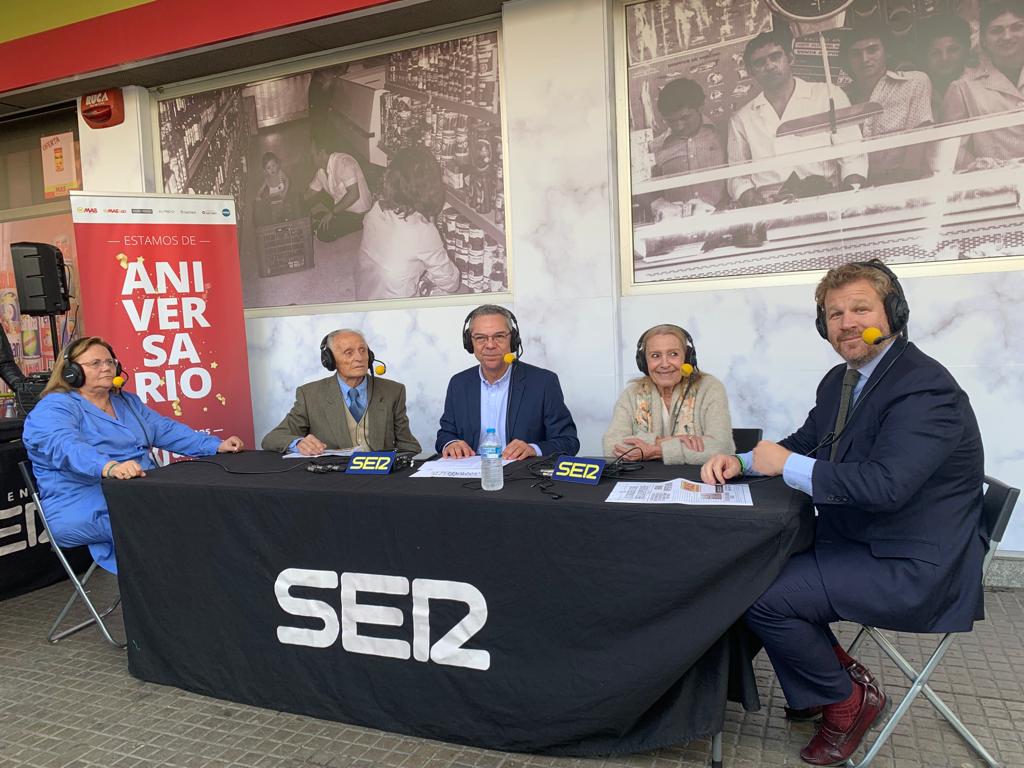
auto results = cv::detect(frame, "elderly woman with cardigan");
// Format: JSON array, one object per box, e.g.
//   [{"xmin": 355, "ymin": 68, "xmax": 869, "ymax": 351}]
[{"xmin": 603, "ymin": 324, "xmax": 734, "ymax": 464}]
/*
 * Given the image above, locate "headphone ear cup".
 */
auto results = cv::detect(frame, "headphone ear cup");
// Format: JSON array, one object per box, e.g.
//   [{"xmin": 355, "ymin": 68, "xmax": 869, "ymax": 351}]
[
  {"xmin": 462, "ymin": 312, "xmax": 475, "ymax": 353},
  {"xmin": 320, "ymin": 336, "xmax": 335, "ymax": 371},
  {"xmin": 887, "ymin": 294, "xmax": 910, "ymax": 335},
  {"xmin": 506, "ymin": 310, "xmax": 522, "ymax": 357},
  {"xmin": 61, "ymin": 342, "xmax": 85, "ymax": 388},
  {"xmin": 62, "ymin": 361, "xmax": 84, "ymax": 388},
  {"xmin": 815, "ymin": 306, "xmax": 829, "ymax": 340},
  {"xmin": 635, "ymin": 333, "xmax": 648, "ymax": 375},
  {"xmin": 636, "ymin": 350, "xmax": 648, "ymax": 375},
  {"xmin": 681, "ymin": 328, "xmax": 698, "ymax": 371},
  {"xmin": 114, "ymin": 359, "xmax": 123, "ymax": 377}
]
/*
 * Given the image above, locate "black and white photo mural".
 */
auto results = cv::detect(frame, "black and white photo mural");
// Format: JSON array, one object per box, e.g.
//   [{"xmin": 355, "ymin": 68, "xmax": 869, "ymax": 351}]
[{"xmin": 618, "ymin": 0, "xmax": 1024, "ymax": 286}]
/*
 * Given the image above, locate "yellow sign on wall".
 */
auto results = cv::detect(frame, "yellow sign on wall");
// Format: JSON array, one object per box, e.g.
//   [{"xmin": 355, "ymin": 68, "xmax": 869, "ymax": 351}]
[
  {"xmin": 0, "ymin": 1, "xmax": 154, "ymax": 44},
  {"xmin": 40, "ymin": 132, "xmax": 80, "ymax": 199}
]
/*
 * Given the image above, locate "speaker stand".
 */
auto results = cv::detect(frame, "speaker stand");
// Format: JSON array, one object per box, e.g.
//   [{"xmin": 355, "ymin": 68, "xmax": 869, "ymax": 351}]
[{"xmin": 47, "ymin": 314, "xmax": 61, "ymax": 356}]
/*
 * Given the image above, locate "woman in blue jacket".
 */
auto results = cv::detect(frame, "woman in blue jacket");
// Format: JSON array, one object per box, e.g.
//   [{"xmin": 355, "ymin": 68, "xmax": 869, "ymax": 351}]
[{"xmin": 23, "ymin": 336, "xmax": 244, "ymax": 573}]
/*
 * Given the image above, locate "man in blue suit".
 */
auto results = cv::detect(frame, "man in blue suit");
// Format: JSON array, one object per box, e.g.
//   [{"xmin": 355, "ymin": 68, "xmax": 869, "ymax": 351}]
[
  {"xmin": 702, "ymin": 261, "xmax": 985, "ymax": 766},
  {"xmin": 436, "ymin": 305, "xmax": 579, "ymax": 460}
]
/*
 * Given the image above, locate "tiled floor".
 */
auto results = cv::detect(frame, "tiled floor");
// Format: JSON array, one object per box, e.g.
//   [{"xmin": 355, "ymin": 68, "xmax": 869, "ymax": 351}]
[{"xmin": 2, "ymin": 574, "xmax": 1022, "ymax": 768}]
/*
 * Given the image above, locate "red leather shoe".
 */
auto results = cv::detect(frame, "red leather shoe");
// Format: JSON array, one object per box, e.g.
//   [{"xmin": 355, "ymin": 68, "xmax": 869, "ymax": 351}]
[
  {"xmin": 784, "ymin": 660, "xmax": 876, "ymax": 722},
  {"xmin": 845, "ymin": 659, "xmax": 875, "ymax": 686},
  {"xmin": 799, "ymin": 681, "xmax": 888, "ymax": 766},
  {"xmin": 785, "ymin": 704, "xmax": 823, "ymax": 722}
]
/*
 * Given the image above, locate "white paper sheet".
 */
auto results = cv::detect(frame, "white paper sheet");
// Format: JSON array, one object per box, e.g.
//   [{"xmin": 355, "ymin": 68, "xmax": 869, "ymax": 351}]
[
  {"xmin": 411, "ymin": 456, "xmax": 514, "ymax": 478},
  {"xmin": 282, "ymin": 448, "xmax": 356, "ymax": 459},
  {"xmin": 605, "ymin": 479, "xmax": 752, "ymax": 506}
]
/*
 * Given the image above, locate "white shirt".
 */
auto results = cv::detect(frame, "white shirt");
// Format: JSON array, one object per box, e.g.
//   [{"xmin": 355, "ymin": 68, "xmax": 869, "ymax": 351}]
[
  {"xmin": 308, "ymin": 152, "xmax": 372, "ymax": 214},
  {"xmin": 726, "ymin": 77, "xmax": 868, "ymax": 201},
  {"xmin": 355, "ymin": 202, "xmax": 461, "ymax": 300}
]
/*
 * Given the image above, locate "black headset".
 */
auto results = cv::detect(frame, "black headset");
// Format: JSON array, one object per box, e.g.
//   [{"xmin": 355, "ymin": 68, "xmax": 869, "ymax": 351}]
[
  {"xmin": 61, "ymin": 338, "xmax": 123, "ymax": 389},
  {"xmin": 635, "ymin": 325, "xmax": 698, "ymax": 375},
  {"xmin": 462, "ymin": 305, "xmax": 523, "ymax": 357},
  {"xmin": 815, "ymin": 259, "xmax": 910, "ymax": 340},
  {"xmin": 320, "ymin": 332, "xmax": 378, "ymax": 373}
]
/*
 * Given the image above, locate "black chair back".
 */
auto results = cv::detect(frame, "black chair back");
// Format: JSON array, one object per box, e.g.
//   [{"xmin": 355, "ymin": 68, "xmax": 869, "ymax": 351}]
[
  {"xmin": 983, "ymin": 475, "xmax": 1019, "ymax": 545},
  {"xmin": 732, "ymin": 428, "xmax": 762, "ymax": 454},
  {"xmin": 18, "ymin": 461, "xmax": 38, "ymax": 501}
]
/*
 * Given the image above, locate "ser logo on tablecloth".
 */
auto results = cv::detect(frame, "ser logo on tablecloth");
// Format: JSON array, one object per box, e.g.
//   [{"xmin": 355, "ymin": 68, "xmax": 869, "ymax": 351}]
[
  {"xmin": 274, "ymin": 569, "xmax": 490, "ymax": 671},
  {"xmin": 1, "ymin": 490, "xmax": 49, "ymax": 558}
]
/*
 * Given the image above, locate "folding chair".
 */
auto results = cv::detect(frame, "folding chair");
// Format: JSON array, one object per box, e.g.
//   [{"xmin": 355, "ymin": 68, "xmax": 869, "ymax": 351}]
[
  {"xmin": 844, "ymin": 475, "xmax": 1019, "ymax": 767},
  {"xmin": 731, "ymin": 427, "xmax": 762, "ymax": 454},
  {"xmin": 18, "ymin": 461, "xmax": 126, "ymax": 648}
]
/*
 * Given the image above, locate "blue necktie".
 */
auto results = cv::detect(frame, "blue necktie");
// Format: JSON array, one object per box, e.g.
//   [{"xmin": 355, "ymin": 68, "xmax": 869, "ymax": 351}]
[{"xmin": 347, "ymin": 389, "xmax": 364, "ymax": 423}]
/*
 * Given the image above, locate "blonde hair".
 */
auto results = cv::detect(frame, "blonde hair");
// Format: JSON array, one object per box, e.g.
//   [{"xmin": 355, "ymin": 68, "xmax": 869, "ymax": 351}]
[
  {"xmin": 41, "ymin": 336, "xmax": 117, "ymax": 397},
  {"xmin": 638, "ymin": 324, "xmax": 701, "ymax": 383}
]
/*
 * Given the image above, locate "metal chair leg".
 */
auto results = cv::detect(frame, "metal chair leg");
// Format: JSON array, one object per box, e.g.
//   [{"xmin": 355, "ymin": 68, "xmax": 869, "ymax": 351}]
[
  {"xmin": 47, "ymin": 557, "xmax": 126, "ymax": 648},
  {"xmin": 19, "ymin": 461, "xmax": 126, "ymax": 649},
  {"xmin": 846, "ymin": 625, "xmax": 868, "ymax": 657},
  {"xmin": 711, "ymin": 730, "xmax": 723, "ymax": 768},
  {"xmin": 846, "ymin": 628, "xmax": 999, "ymax": 768}
]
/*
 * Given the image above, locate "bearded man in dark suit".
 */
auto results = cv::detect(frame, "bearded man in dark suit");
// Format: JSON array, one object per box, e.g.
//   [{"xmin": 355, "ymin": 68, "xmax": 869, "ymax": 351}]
[{"xmin": 702, "ymin": 260, "xmax": 985, "ymax": 766}]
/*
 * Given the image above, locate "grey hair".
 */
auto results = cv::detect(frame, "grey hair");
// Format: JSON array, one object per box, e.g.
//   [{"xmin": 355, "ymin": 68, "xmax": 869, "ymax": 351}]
[
  {"xmin": 326, "ymin": 328, "xmax": 367, "ymax": 349},
  {"xmin": 465, "ymin": 304, "xmax": 514, "ymax": 333}
]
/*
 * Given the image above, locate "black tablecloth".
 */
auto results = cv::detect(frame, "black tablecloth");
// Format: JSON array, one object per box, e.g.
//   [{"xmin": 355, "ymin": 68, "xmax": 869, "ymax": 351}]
[{"xmin": 105, "ymin": 452, "xmax": 813, "ymax": 756}]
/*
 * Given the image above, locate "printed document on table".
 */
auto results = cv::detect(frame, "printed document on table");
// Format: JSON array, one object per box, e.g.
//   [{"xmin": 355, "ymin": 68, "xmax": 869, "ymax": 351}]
[
  {"xmin": 606, "ymin": 479, "xmax": 752, "ymax": 506},
  {"xmin": 282, "ymin": 448, "xmax": 356, "ymax": 459},
  {"xmin": 412, "ymin": 456, "xmax": 514, "ymax": 478}
]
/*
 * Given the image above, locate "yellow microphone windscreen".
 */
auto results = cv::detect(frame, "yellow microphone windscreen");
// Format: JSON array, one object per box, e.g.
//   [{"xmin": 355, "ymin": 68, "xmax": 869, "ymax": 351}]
[
  {"xmin": 111, "ymin": 375, "xmax": 125, "ymax": 388},
  {"xmin": 861, "ymin": 327, "xmax": 883, "ymax": 345},
  {"xmin": 680, "ymin": 363, "xmax": 694, "ymax": 377},
  {"xmin": 503, "ymin": 353, "xmax": 517, "ymax": 364},
  {"xmin": 374, "ymin": 363, "xmax": 386, "ymax": 375}
]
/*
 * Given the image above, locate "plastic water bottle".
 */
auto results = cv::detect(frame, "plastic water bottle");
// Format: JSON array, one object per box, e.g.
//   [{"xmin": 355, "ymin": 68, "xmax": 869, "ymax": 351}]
[{"xmin": 479, "ymin": 428, "xmax": 504, "ymax": 491}]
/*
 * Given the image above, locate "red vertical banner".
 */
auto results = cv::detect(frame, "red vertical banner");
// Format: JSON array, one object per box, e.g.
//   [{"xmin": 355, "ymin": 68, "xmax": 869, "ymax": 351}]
[{"xmin": 71, "ymin": 192, "xmax": 254, "ymax": 452}]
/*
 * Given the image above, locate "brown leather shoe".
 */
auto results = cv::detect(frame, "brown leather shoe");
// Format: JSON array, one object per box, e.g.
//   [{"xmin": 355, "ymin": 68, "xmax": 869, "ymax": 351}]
[
  {"xmin": 784, "ymin": 660, "xmax": 876, "ymax": 722},
  {"xmin": 799, "ymin": 681, "xmax": 888, "ymax": 766}
]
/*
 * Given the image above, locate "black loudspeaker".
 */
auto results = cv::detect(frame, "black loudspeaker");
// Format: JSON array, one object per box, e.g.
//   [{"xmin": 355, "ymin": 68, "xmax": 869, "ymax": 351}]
[{"xmin": 11, "ymin": 242, "xmax": 70, "ymax": 316}]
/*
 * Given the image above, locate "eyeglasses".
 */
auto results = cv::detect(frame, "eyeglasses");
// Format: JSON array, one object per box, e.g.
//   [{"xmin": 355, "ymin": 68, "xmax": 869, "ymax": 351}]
[
  {"xmin": 470, "ymin": 332, "xmax": 510, "ymax": 345},
  {"xmin": 79, "ymin": 358, "xmax": 117, "ymax": 369}
]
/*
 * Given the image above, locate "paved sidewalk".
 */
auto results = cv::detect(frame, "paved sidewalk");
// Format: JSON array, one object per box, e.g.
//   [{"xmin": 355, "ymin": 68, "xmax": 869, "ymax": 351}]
[{"xmin": 2, "ymin": 574, "xmax": 1022, "ymax": 768}]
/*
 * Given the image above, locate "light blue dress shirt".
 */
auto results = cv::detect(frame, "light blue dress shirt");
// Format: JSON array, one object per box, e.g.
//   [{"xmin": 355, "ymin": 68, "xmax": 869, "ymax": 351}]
[
  {"xmin": 288, "ymin": 375, "xmax": 368, "ymax": 453},
  {"xmin": 441, "ymin": 364, "xmax": 542, "ymax": 455},
  {"xmin": 478, "ymin": 365, "xmax": 542, "ymax": 455},
  {"xmin": 479, "ymin": 364, "xmax": 513, "ymax": 448},
  {"xmin": 740, "ymin": 340, "xmax": 898, "ymax": 495}
]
